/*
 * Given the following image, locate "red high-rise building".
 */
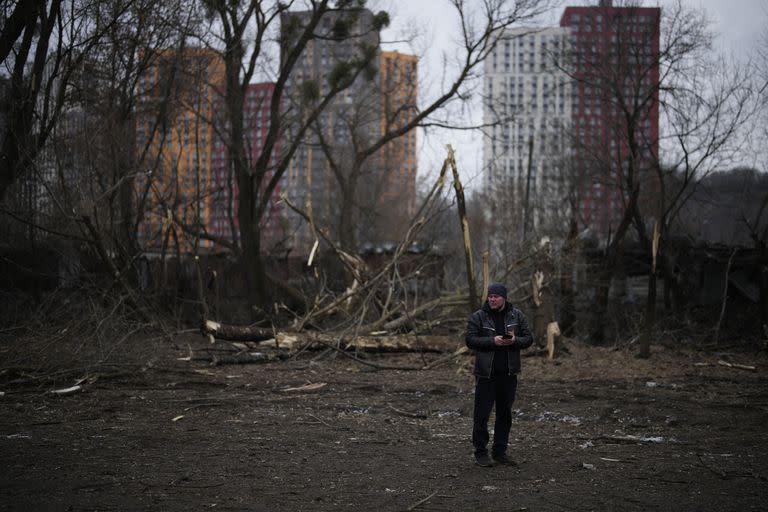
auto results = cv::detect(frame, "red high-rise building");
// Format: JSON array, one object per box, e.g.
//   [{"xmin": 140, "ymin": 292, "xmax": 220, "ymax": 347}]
[
  {"xmin": 560, "ymin": 1, "xmax": 660, "ymax": 239},
  {"xmin": 209, "ymin": 82, "xmax": 285, "ymax": 250}
]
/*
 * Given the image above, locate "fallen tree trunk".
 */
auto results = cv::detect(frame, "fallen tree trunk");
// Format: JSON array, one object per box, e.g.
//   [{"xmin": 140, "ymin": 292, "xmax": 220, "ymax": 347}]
[
  {"xmin": 202, "ymin": 321, "xmax": 462, "ymax": 353},
  {"xmin": 205, "ymin": 352, "xmax": 288, "ymax": 366},
  {"xmin": 344, "ymin": 335, "xmax": 461, "ymax": 353},
  {"xmin": 272, "ymin": 332, "xmax": 461, "ymax": 353},
  {"xmin": 202, "ymin": 320, "xmax": 274, "ymax": 342}
]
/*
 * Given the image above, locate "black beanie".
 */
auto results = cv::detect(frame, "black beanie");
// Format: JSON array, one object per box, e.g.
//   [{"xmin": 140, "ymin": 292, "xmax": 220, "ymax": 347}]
[{"xmin": 487, "ymin": 283, "xmax": 507, "ymax": 299}]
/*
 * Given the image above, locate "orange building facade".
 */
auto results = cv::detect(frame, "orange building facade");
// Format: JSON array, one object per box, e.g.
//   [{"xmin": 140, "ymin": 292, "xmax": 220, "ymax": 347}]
[
  {"xmin": 135, "ymin": 48, "xmax": 225, "ymax": 252},
  {"xmin": 379, "ymin": 51, "xmax": 418, "ymax": 221}
]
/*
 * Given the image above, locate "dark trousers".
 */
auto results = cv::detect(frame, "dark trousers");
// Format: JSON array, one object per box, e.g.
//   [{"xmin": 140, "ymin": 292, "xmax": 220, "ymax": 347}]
[{"xmin": 472, "ymin": 373, "xmax": 518, "ymax": 455}]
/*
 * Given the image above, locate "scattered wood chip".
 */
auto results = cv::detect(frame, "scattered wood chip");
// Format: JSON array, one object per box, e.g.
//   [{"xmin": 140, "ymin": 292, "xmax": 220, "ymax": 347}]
[
  {"xmin": 717, "ymin": 360, "xmax": 756, "ymax": 372},
  {"xmin": 172, "ymin": 415, "xmax": 185, "ymax": 422},
  {"xmin": 388, "ymin": 404, "xmax": 427, "ymax": 419},
  {"xmin": 270, "ymin": 334, "xmax": 297, "ymax": 349},
  {"xmin": 282, "ymin": 382, "xmax": 327, "ymax": 393},
  {"xmin": 406, "ymin": 490, "xmax": 438, "ymax": 511},
  {"xmin": 50, "ymin": 385, "xmax": 81, "ymax": 395},
  {"xmin": 695, "ymin": 360, "xmax": 757, "ymax": 372},
  {"xmin": 597, "ymin": 434, "xmax": 665, "ymax": 444}
]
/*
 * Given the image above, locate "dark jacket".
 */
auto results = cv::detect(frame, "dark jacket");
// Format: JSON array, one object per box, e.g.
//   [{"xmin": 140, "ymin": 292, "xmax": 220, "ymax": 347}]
[{"xmin": 465, "ymin": 302, "xmax": 533, "ymax": 377}]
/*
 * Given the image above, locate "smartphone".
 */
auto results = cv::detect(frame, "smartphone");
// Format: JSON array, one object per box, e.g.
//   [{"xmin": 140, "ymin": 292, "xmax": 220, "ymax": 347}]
[{"xmin": 501, "ymin": 333, "xmax": 514, "ymax": 339}]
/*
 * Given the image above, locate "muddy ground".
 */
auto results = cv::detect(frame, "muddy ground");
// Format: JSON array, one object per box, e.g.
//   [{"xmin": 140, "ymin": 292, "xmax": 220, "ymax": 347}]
[{"xmin": 1, "ymin": 334, "xmax": 767, "ymax": 511}]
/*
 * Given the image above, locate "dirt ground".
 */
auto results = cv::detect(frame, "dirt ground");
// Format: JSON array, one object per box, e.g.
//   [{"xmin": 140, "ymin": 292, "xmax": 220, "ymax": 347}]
[{"xmin": 2, "ymin": 333, "xmax": 768, "ymax": 511}]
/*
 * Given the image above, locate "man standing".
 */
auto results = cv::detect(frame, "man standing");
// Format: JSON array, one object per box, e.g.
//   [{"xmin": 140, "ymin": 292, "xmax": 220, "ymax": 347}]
[{"xmin": 465, "ymin": 282, "xmax": 533, "ymax": 467}]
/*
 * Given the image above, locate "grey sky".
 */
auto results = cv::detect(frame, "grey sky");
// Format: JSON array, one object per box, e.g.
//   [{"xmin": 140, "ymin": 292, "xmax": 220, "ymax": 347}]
[
  {"xmin": 380, "ymin": 0, "xmax": 768, "ymax": 192},
  {"xmin": 696, "ymin": 0, "xmax": 766, "ymax": 54}
]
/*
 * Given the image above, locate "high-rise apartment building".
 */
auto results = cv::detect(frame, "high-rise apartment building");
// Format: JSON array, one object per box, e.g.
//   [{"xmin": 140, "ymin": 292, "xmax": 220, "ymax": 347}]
[
  {"xmin": 135, "ymin": 48, "xmax": 225, "ymax": 252},
  {"xmin": 282, "ymin": 8, "xmax": 380, "ymax": 253},
  {"xmin": 209, "ymin": 82, "xmax": 285, "ymax": 250},
  {"xmin": 482, "ymin": 27, "xmax": 573, "ymax": 238},
  {"xmin": 378, "ymin": 51, "xmax": 418, "ymax": 232},
  {"xmin": 2, "ymin": 58, "xmax": 101, "ymax": 246},
  {"xmin": 560, "ymin": 1, "xmax": 660, "ymax": 238},
  {"xmin": 136, "ymin": 50, "xmax": 286, "ymax": 253},
  {"xmin": 283, "ymin": 8, "xmax": 408, "ymax": 254}
]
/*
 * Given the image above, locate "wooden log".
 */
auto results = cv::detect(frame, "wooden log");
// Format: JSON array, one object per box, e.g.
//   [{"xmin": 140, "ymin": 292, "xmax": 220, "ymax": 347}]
[
  {"xmin": 344, "ymin": 335, "xmax": 460, "ymax": 353},
  {"xmin": 202, "ymin": 320, "xmax": 274, "ymax": 342},
  {"xmin": 202, "ymin": 320, "xmax": 462, "ymax": 354},
  {"xmin": 209, "ymin": 352, "xmax": 286, "ymax": 366}
]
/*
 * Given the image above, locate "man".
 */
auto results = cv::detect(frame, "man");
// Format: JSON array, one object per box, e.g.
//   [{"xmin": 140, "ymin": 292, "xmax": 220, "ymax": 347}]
[{"xmin": 465, "ymin": 282, "xmax": 533, "ymax": 467}]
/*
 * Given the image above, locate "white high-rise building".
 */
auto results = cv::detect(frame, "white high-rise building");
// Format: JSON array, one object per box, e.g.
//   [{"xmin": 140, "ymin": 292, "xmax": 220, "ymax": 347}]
[{"xmin": 482, "ymin": 27, "xmax": 573, "ymax": 238}]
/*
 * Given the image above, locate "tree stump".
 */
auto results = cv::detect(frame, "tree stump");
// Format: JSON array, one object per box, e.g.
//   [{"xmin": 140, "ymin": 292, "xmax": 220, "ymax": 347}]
[{"xmin": 546, "ymin": 321, "xmax": 561, "ymax": 360}]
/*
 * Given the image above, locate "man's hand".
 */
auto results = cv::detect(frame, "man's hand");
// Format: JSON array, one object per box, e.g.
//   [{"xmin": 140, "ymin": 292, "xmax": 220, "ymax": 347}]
[{"xmin": 494, "ymin": 335, "xmax": 516, "ymax": 346}]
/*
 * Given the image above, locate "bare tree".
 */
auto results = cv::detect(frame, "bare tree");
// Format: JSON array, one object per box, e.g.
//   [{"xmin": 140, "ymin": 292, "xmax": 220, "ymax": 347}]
[
  {"xmin": 77, "ymin": 1, "xmax": 199, "ymax": 254},
  {"xmin": 559, "ymin": 1, "xmax": 756, "ymax": 348},
  {"xmin": 0, "ymin": 0, "xmax": 143, "ymax": 203},
  {"xmin": 1, "ymin": 0, "xmax": 61, "ymax": 203},
  {"xmin": 0, "ymin": 0, "xmax": 210, "ymax": 325},
  {"xmin": 556, "ymin": 1, "xmax": 662, "ymax": 343},
  {"xmin": 197, "ymin": 0, "xmax": 558, "ymax": 319},
  {"xmin": 287, "ymin": 1, "xmax": 557, "ymax": 299},
  {"xmin": 635, "ymin": 2, "xmax": 757, "ymax": 356},
  {"xmin": 740, "ymin": 19, "xmax": 768, "ymax": 333},
  {"xmin": 198, "ymin": 1, "xmax": 390, "ymax": 315},
  {"xmin": 481, "ymin": 25, "xmax": 575, "ymax": 262}
]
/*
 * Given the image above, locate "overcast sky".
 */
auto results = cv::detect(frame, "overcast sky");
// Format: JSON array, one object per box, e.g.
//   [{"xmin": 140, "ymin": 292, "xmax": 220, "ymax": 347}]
[{"xmin": 379, "ymin": 0, "xmax": 768, "ymax": 193}]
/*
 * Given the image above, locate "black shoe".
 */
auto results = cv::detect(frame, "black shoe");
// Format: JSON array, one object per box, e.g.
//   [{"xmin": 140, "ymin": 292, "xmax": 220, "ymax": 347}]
[
  {"xmin": 492, "ymin": 453, "xmax": 516, "ymax": 466},
  {"xmin": 474, "ymin": 453, "xmax": 493, "ymax": 467}
]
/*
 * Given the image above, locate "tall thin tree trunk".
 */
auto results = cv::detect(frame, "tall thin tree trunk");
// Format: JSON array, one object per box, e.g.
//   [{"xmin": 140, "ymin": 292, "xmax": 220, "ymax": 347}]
[
  {"xmin": 639, "ymin": 222, "xmax": 660, "ymax": 358},
  {"xmin": 761, "ymin": 261, "xmax": 768, "ymax": 338},
  {"xmin": 590, "ymin": 268, "xmax": 611, "ymax": 344},
  {"xmin": 638, "ymin": 272, "xmax": 656, "ymax": 358},
  {"xmin": 523, "ymin": 136, "xmax": 534, "ymax": 241},
  {"xmin": 448, "ymin": 146, "xmax": 477, "ymax": 310},
  {"xmin": 714, "ymin": 248, "xmax": 737, "ymax": 345},
  {"xmin": 338, "ymin": 181, "xmax": 357, "ymax": 253},
  {"xmin": 591, "ymin": 191, "xmax": 638, "ymax": 344},
  {"xmin": 238, "ymin": 171, "xmax": 270, "ymax": 316},
  {"xmin": 559, "ymin": 219, "xmax": 578, "ymax": 335}
]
